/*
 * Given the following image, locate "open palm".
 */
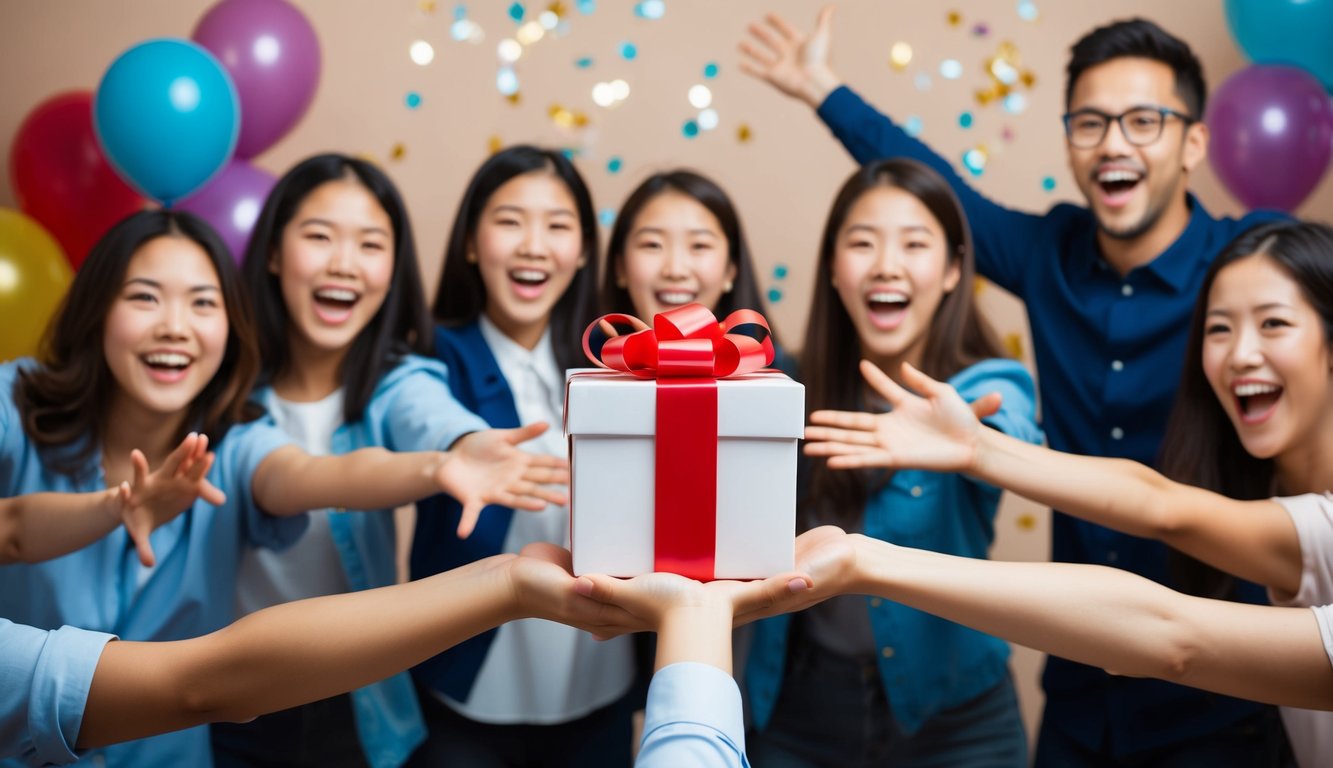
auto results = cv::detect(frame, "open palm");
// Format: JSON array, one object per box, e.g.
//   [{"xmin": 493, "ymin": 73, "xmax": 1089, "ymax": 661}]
[
  {"xmin": 439, "ymin": 424, "xmax": 570, "ymax": 539},
  {"xmin": 119, "ymin": 433, "xmax": 227, "ymax": 567}
]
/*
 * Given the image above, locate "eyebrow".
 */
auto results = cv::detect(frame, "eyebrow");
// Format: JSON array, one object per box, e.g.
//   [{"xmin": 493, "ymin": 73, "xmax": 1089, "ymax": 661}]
[
  {"xmin": 843, "ymin": 224, "xmax": 934, "ymax": 236},
  {"xmin": 632, "ymin": 226, "xmax": 719, "ymax": 238},
  {"xmin": 124, "ymin": 277, "xmax": 220, "ymax": 293},
  {"xmin": 1206, "ymin": 301, "xmax": 1295, "ymax": 316},
  {"xmin": 491, "ymin": 204, "xmax": 576, "ymax": 217},
  {"xmin": 298, "ymin": 217, "xmax": 390, "ymax": 237}
]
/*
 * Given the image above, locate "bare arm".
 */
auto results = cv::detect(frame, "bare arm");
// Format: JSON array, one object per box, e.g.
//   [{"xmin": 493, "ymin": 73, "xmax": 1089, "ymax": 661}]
[
  {"xmin": 78, "ymin": 547, "xmax": 640, "ymax": 748},
  {"xmin": 773, "ymin": 527, "xmax": 1333, "ymax": 711},
  {"xmin": 738, "ymin": 6, "xmax": 842, "ymax": 109},
  {"xmin": 805, "ymin": 361, "xmax": 1304, "ymax": 595},
  {"xmin": 0, "ymin": 434, "xmax": 225, "ymax": 566}
]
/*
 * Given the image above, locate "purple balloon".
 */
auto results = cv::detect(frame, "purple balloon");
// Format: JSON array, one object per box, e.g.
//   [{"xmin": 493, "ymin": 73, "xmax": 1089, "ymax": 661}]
[
  {"xmin": 177, "ymin": 159, "xmax": 277, "ymax": 262},
  {"xmin": 1207, "ymin": 65, "xmax": 1333, "ymax": 212},
  {"xmin": 192, "ymin": 0, "xmax": 320, "ymax": 159}
]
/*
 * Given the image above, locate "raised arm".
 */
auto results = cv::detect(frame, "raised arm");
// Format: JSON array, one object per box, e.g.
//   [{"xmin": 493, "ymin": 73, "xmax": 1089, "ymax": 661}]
[
  {"xmin": 770, "ymin": 527, "xmax": 1333, "ymax": 712},
  {"xmin": 77, "ymin": 546, "xmax": 640, "ymax": 749},
  {"xmin": 0, "ymin": 434, "xmax": 225, "ymax": 567},
  {"xmin": 805, "ymin": 361, "xmax": 1303, "ymax": 595},
  {"xmin": 250, "ymin": 422, "xmax": 569, "ymax": 537}
]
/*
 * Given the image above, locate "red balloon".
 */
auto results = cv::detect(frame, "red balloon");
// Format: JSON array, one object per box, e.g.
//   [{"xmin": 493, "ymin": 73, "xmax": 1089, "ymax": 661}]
[{"xmin": 9, "ymin": 91, "xmax": 145, "ymax": 269}]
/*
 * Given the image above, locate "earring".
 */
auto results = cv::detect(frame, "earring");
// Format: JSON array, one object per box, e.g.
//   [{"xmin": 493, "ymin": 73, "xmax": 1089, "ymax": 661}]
[
  {"xmin": 466, "ymin": 251, "xmax": 478, "ymax": 264},
  {"xmin": 616, "ymin": 275, "xmax": 627, "ymax": 288},
  {"xmin": 723, "ymin": 279, "xmax": 734, "ymax": 293}
]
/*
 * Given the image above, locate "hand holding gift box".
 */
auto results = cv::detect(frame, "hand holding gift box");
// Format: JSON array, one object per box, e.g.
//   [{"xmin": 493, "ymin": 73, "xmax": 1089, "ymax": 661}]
[{"xmin": 565, "ymin": 304, "xmax": 804, "ymax": 580}]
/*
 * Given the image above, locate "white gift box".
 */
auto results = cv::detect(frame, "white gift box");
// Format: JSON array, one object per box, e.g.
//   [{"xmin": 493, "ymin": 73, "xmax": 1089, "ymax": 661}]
[{"xmin": 564, "ymin": 368, "xmax": 804, "ymax": 579}]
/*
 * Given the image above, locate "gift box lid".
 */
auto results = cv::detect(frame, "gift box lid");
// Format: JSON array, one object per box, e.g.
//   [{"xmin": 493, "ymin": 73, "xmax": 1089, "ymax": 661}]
[{"xmin": 564, "ymin": 369, "xmax": 804, "ymax": 439}]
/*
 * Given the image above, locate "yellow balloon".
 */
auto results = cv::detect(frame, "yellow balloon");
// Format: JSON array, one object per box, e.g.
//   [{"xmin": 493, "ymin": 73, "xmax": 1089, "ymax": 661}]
[{"xmin": 0, "ymin": 208, "xmax": 72, "ymax": 362}]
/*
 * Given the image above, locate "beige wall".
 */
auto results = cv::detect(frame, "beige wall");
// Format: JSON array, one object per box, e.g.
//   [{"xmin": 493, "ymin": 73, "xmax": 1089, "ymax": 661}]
[{"xmin": 4, "ymin": 0, "xmax": 1331, "ymax": 741}]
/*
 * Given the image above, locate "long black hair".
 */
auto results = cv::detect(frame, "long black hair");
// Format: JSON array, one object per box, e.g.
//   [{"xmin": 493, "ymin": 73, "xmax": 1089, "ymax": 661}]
[
  {"xmin": 1159, "ymin": 220, "xmax": 1333, "ymax": 597},
  {"xmin": 432, "ymin": 145, "xmax": 600, "ymax": 372},
  {"xmin": 16, "ymin": 210, "xmax": 261, "ymax": 477},
  {"xmin": 243, "ymin": 154, "xmax": 431, "ymax": 423}
]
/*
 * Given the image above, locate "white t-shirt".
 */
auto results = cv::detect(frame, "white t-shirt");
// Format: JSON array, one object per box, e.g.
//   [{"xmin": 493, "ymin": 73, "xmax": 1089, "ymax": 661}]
[
  {"xmin": 235, "ymin": 389, "xmax": 352, "ymax": 614},
  {"xmin": 440, "ymin": 318, "xmax": 633, "ymax": 724},
  {"xmin": 1270, "ymin": 493, "xmax": 1333, "ymax": 768}
]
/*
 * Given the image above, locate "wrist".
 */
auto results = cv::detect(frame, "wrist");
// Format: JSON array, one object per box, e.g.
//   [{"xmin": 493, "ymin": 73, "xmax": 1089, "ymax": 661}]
[{"xmin": 803, "ymin": 68, "xmax": 840, "ymax": 108}]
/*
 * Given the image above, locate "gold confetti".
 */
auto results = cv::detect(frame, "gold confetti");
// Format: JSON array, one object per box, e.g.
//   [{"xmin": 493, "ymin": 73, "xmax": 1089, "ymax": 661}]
[
  {"xmin": 547, "ymin": 0, "xmax": 567, "ymax": 17},
  {"xmin": 488, "ymin": 135, "xmax": 504, "ymax": 154},
  {"xmin": 889, "ymin": 42, "xmax": 912, "ymax": 71},
  {"xmin": 737, "ymin": 123, "xmax": 752, "ymax": 143},
  {"xmin": 1021, "ymin": 70, "xmax": 1037, "ymax": 88},
  {"xmin": 418, "ymin": 0, "xmax": 436, "ymax": 12},
  {"xmin": 390, "ymin": 142, "xmax": 406, "ymax": 161},
  {"xmin": 947, "ymin": 10, "xmax": 962, "ymax": 26},
  {"xmin": 1016, "ymin": 513, "xmax": 1037, "ymax": 531},
  {"xmin": 973, "ymin": 276, "xmax": 987, "ymax": 295},
  {"xmin": 1004, "ymin": 332, "xmax": 1025, "ymax": 359},
  {"xmin": 506, "ymin": 91, "xmax": 522, "ymax": 105},
  {"xmin": 549, "ymin": 104, "xmax": 575, "ymax": 128}
]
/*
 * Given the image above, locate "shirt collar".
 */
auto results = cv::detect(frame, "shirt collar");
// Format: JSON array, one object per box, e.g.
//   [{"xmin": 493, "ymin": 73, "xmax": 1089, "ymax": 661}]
[
  {"xmin": 478, "ymin": 314, "xmax": 559, "ymax": 383},
  {"xmin": 1080, "ymin": 193, "xmax": 1213, "ymax": 293}
]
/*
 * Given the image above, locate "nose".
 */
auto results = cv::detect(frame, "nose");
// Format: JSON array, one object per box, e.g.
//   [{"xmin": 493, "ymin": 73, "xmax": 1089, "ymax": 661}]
[
  {"xmin": 869, "ymin": 245, "xmax": 905, "ymax": 280},
  {"xmin": 660, "ymin": 243, "xmax": 690, "ymax": 280},
  {"xmin": 157, "ymin": 299, "xmax": 189, "ymax": 340},
  {"xmin": 1228, "ymin": 325, "xmax": 1264, "ymax": 371},
  {"xmin": 518, "ymin": 224, "xmax": 551, "ymax": 260},
  {"xmin": 328, "ymin": 238, "xmax": 357, "ymax": 276},
  {"xmin": 1099, "ymin": 116, "xmax": 1134, "ymax": 156}
]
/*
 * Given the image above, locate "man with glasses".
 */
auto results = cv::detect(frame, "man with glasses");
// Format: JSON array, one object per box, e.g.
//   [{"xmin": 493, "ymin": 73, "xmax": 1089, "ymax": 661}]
[{"xmin": 740, "ymin": 11, "xmax": 1287, "ymax": 766}]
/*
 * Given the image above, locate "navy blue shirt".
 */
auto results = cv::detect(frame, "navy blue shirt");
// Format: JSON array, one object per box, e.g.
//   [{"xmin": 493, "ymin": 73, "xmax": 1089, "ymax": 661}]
[{"xmin": 818, "ymin": 85, "xmax": 1287, "ymax": 755}]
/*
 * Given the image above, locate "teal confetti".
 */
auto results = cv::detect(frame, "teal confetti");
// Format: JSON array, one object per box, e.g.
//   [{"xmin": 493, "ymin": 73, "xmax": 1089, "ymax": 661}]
[
  {"xmin": 1017, "ymin": 0, "xmax": 1038, "ymax": 21},
  {"xmin": 958, "ymin": 111, "xmax": 974, "ymax": 129},
  {"xmin": 405, "ymin": 91, "xmax": 422, "ymax": 109},
  {"xmin": 619, "ymin": 41, "xmax": 638, "ymax": 60},
  {"xmin": 577, "ymin": 0, "xmax": 595, "ymax": 13},
  {"xmin": 1041, "ymin": 175, "xmax": 1056, "ymax": 192},
  {"xmin": 634, "ymin": 0, "xmax": 665, "ymax": 20},
  {"xmin": 773, "ymin": 264, "xmax": 788, "ymax": 280},
  {"xmin": 682, "ymin": 120, "xmax": 699, "ymax": 138},
  {"xmin": 560, "ymin": 147, "xmax": 579, "ymax": 160},
  {"xmin": 607, "ymin": 156, "xmax": 623, "ymax": 174},
  {"xmin": 962, "ymin": 149, "xmax": 987, "ymax": 176},
  {"xmin": 508, "ymin": 2, "xmax": 525, "ymax": 22},
  {"xmin": 703, "ymin": 62, "xmax": 719, "ymax": 79},
  {"xmin": 904, "ymin": 115, "xmax": 923, "ymax": 137},
  {"xmin": 575, "ymin": 56, "xmax": 594, "ymax": 69},
  {"xmin": 767, "ymin": 287, "xmax": 783, "ymax": 303},
  {"xmin": 454, "ymin": 3, "xmax": 467, "ymax": 20},
  {"xmin": 598, "ymin": 208, "xmax": 616, "ymax": 227}
]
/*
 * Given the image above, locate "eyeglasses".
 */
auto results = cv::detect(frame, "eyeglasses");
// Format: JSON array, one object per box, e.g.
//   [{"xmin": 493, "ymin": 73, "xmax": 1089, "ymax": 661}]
[{"xmin": 1061, "ymin": 107, "xmax": 1195, "ymax": 149}]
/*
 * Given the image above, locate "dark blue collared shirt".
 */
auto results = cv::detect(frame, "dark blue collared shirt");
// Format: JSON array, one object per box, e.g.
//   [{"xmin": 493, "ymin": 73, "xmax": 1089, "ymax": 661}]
[{"xmin": 818, "ymin": 85, "xmax": 1287, "ymax": 756}]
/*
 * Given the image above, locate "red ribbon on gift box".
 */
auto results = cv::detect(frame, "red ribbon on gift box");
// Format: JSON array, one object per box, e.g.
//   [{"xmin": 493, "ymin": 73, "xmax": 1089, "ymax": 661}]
[{"xmin": 581, "ymin": 304, "xmax": 775, "ymax": 580}]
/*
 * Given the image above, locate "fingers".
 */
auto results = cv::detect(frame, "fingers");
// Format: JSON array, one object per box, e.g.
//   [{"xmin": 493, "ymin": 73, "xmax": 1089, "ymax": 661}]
[
  {"xmin": 130, "ymin": 449, "xmax": 150, "ymax": 491},
  {"xmin": 969, "ymin": 392, "xmax": 1003, "ymax": 420},
  {"xmin": 521, "ymin": 465, "xmax": 570, "ymax": 486},
  {"xmin": 765, "ymin": 12, "xmax": 803, "ymax": 42},
  {"xmin": 814, "ymin": 5, "xmax": 835, "ymax": 36},
  {"xmin": 519, "ymin": 541, "xmax": 573, "ymax": 571},
  {"xmin": 807, "ymin": 409, "xmax": 878, "ymax": 431},
  {"xmin": 729, "ymin": 571, "xmax": 812, "ymax": 616},
  {"xmin": 745, "ymin": 19, "xmax": 790, "ymax": 57},
  {"xmin": 574, "ymin": 573, "xmax": 621, "ymax": 605},
  {"xmin": 162, "ymin": 433, "xmax": 197, "ymax": 477},
  {"xmin": 193, "ymin": 455, "xmax": 227, "ymax": 506},
  {"xmin": 126, "ymin": 519, "xmax": 157, "ymax": 569},
  {"xmin": 505, "ymin": 422, "xmax": 549, "ymax": 445},
  {"xmin": 900, "ymin": 362, "xmax": 949, "ymax": 397},
  {"xmin": 495, "ymin": 483, "xmax": 568, "ymax": 510},
  {"xmin": 859, "ymin": 360, "xmax": 909, "ymax": 407},
  {"xmin": 803, "ymin": 439, "xmax": 879, "ymax": 457}
]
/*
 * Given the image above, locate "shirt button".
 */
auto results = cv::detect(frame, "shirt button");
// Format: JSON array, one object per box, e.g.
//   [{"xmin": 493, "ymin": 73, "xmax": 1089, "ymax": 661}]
[
  {"xmin": 881, "ymin": 646, "xmax": 896, "ymax": 659},
  {"xmin": 870, "ymin": 598, "xmax": 883, "ymax": 608},
  {"xmin": 1111, "ymin": 427, "xmax": 1124, "ymax": 440},
  {"xmin": 1121, "ymin": 284, "xmax": 1134, "ymax": 297},
  {"xmin": 1107, "ymin": 551, "xmax": 1119, "ymax": 563},
  {"xmin": 910, "ymin": 486, "xmax": 923, "ymax": 498},
  {"xmin": 1111, "ymin": 360, "xmax": 1124, "ymax": 372}
]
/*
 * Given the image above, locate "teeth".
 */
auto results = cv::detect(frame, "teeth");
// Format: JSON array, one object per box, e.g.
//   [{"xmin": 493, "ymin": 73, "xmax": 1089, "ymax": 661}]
[
  {"xmin": 144, "ymin": 352, "xmax": 191, "ymax": 367},
  {"xmin": 315, "ymin": 288, "xmax": 358, "ymax": 302},
  {"xmin": 657, "ymin": 291, "xmax": 697, "ymax": 304},
  {"xmin": 867, "ymin": 292, "xmax": 908, "ymax": 305},
  {"xmin": 1098, "ymin": 170, "xmax": 1142, "ymax": 183},
  {"xmin": 1234, "ymin": 382, "xmax": 1280, "ymax": 397}
]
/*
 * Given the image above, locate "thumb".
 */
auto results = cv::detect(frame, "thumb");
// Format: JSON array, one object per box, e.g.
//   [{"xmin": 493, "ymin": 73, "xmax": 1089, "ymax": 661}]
[
  {"xmin": 456, "ymin": 503, "xmax": 480, "ymax": 540},
  {"xmin": 128, "ymin": 520, "xmax": 157, "ymax": 569},
  {"xmin": 969, "ymin": 392, "xmax": 1003, "ymax": 420},
  {"xmin": 505, "ymin": 422, "xmax": 549, "ymax": 445},
  {"xmin": 574, "ymin": 573, "xmax": 621, "ymax": 605},
  {"xmin": 815, "ymin": 5, "xmax": 835, "ymax": 37}
]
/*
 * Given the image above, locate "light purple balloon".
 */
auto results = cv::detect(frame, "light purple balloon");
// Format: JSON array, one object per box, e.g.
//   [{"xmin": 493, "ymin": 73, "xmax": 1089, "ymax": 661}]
[
  {"xmin": 178, "ymin": 159, "xmax": 277, "ymax": 262},
  {"xmin": 192, "ymin": 0, "xmax": 320, "ymax": 159},
  {"xmin": 1207, "ymin": 64, "xmax": 1333, "ymax": 212}
]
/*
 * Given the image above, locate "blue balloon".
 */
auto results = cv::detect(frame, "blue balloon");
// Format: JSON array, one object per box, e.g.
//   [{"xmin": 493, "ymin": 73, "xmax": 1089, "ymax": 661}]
[
  {"xmin": 94, "ymin": 38, "xmax": 239, "ymax": 206},
  {"xmin": 1226, "ymin": 0, "xmax": 1333, "ymax": 92}
]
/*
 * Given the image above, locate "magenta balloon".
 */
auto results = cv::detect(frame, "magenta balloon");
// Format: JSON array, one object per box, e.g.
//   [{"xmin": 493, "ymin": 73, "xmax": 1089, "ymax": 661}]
[
  {"xmin": 192, "ymin": 0, "xmax": 320, "ymax": 159},
  {"xmin": 177, "ymin": 159, "xmax": 277, "ymax": 262},
  {"xmin": 1206, "ymin": 65, "xmax": 1333, "ymax": 212}
]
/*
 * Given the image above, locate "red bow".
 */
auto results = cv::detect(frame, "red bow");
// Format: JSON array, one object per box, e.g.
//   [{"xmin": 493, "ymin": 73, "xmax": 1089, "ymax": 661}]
[{"xmin": 581, "ymin": 303, "xmax": 775, "ymax": 378}]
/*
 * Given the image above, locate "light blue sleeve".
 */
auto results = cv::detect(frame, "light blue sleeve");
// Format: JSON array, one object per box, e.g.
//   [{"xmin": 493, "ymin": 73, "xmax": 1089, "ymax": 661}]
[
  {"xmin": 637, "ymin": 662, "xmax": 750, "ymax": 768},
  {"xmin": 0, "ymin": 361, "xmax": 33, "ymax": 491},
  {"xmin": 953, "ymin": 359, "xmax": 1042, "ymax": 447},
  {"xmin": 380, "ymin": 358, "xmax": 488, "ymax": 452},
  {"xmin": 0, "ymin": 619, "xmax": 116, "ymax": 766},
  {"xmin": 216, "ymin": 418, "xmax": 308, "ymax": 550}
]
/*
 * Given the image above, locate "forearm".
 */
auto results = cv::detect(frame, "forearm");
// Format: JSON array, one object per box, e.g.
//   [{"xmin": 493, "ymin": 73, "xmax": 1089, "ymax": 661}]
[
  {"xmin": 853, "ymin": 536, "xmax": 1333, "ymax": 710},
  {"xmin": 79, "ymin": 554, "xmax": 522, "ymax": 747},
  {"xmin": 254, "ymin": 446, "xmax": 446, "ymax": 517},
  {"xmin": 654, "ymin": 602, "xmax": 734, "ymax": 675},
  {"xmin": 0, "ymin": 491, "xmax": 119, "ymax": 564}
]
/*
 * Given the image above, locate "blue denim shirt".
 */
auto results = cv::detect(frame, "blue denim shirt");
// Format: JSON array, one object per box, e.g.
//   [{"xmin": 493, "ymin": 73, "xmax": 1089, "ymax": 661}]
[
  {"xmin": 817, "ymin": 85, "xmax": 1284, "ymax": 754},
  {"xmin": 247, "ymin": 354, "xmax": 487, "ymax": 768},
  {"xmin": 747, "ymin": 358, "xmax": 1041, "ymax": 735},
  {"xmin": 0, "ymin": 360, "xmax": 303, "ymax": 768}
]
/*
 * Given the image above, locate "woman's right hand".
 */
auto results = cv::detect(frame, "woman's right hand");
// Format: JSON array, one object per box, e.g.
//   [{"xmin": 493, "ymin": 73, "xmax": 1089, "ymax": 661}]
[{"xmin": 738, "ymin": 6, "xmax": 842, "ymax": 109}]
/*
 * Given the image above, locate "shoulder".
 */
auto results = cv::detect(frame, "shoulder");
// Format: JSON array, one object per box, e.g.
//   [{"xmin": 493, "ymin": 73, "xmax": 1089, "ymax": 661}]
[
  {"xmin": 948, "ymin": 358, "xmax": 1034, "ymax": 399},
  {"xmin": 375, "ymin": 354, "xmax": 451, "ymax": 394}
]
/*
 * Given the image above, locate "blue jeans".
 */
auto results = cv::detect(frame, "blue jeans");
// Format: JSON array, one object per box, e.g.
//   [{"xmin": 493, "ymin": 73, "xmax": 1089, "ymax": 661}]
[{"xmin": 748, "ymin": 642, "xmax": 1027, "ymax": 768}]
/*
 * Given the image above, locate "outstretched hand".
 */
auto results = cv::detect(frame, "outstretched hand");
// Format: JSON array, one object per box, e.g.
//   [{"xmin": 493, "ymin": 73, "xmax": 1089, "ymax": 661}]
[
  {"xmin": 509, "ymin": 543, "xmax": 647, "ymax": 639},
  {"xmin": 738, "ymin": 6, "xmax": 840, "ymax": 108},
  {"xmin": 118, "ymin": 433, "xmax": 226, "ymax": 568},
  {"xmin": 441, "ymin": 425, "xmax": 570, "ymax": 539},
  {"xmin": 804, "ymin": 360, "xmax": 992, "ymax": 473},
  {"xmin": 573, "ymin": 565, "xmax": 812, "ymax": 631}
]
